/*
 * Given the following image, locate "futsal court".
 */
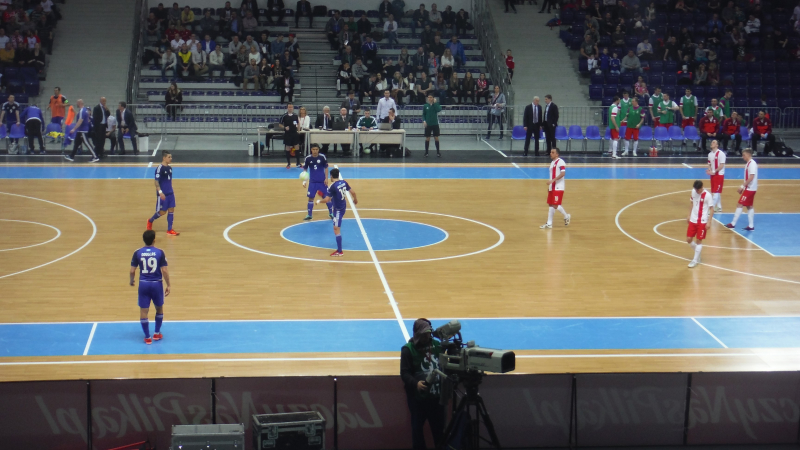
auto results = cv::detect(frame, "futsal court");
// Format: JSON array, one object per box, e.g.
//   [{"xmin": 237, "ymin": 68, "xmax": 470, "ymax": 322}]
[{"xmin": 1, "ymin": 162, "xmax": 800, "ymax": 382}]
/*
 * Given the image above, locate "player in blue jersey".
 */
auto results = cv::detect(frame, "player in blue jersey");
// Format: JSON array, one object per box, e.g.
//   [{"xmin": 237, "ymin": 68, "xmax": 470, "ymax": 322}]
[
  {"xmin": 130, "ymin": 230, "xmax": 171, "ymax": 344},
  {"xmin": 302, "ymin": 143, "xmax": 333, "ymax": 220},
  {"xmin": 146, "ymin": 151, "xmax": 180, "ymax": 235},
  {"xmin": 316, "ymin": 168, "xmax": 358, "ymax": 257}
]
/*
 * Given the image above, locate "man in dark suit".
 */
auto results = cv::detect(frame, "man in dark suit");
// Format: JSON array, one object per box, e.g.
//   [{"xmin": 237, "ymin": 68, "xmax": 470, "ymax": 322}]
[
  {"xmin": 334, "ymin": 106, "xmax": 355, "ymax": 154},
  {"xmin": 543, "ymin": 94, "xmax": 559, "ymax": 151},
  {"xmin": 92, "ymin": 97, "xmax": 110, "ymax": 159},
  {"xmin": 116, "ymin": 101, "xmax": 138, "ymax": 155},
  {"xmin": 315, "ymin": 105, "xmax": 334, "ymax": 153},
  {"xmin": 523, "ymin": 96, "xmax": 543, "ymax": 156},
  {"xmin": 295, "ymin": 0, "xmax": 312, "ymax": 28},
  {"xmin": 266, "ymin": 0, "xmax": 286, "ymax": 25}
]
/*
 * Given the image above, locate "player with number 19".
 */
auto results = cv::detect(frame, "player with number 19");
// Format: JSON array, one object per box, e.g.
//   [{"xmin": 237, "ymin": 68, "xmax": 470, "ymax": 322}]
[
  {"xmin": 130, "ymin": 230, "xmax": 171, "ymax": 344},
  {"xmin": 302, "ymin": 143, "xmax": 333, "ymax": 220},
  {"xmin": 316, "ymin": 168, "xmax": 358, "ymax": 257}
]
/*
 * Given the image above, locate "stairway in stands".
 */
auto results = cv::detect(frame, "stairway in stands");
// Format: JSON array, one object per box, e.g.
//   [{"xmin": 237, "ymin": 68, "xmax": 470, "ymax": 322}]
[{"xmin": 290, "ymin": 27, "xmax": 338, "ymax": 113}]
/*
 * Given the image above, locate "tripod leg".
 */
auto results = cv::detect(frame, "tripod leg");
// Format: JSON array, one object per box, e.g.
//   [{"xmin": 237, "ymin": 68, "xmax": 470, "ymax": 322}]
[
  {"xmin": 438, "ymin": 394, "xmax": 469, "ymax": 450},
  {"xmin": 476, "ymin": 396, "xmax": 502, "ymax": 448}
]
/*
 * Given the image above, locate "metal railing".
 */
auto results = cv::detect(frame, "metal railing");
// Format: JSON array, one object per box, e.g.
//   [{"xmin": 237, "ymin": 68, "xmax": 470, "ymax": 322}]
[
  {"xmin": 472, "ymin": 0, "xmax": 514, "ymax": 128},
  {"xmin": 126, "ymin": 0, "xmax": 149, "ymax": 104},
  {"xmin": 128, "ymin": 103, "xmax": 167, "ymax": 142}
]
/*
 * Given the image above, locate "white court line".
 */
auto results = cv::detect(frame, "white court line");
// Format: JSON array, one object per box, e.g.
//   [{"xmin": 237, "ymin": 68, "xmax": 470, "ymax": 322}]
[
  {"xmin": 615, "ymin": 189, "xmax": 800, "ymax": 285},
  {"xmin": 0, "ymin": 192, "xmax": 97, "ymax": 280},
  {"xmin": 147, "ymin": 161, "xmax": 153, "ymax": 167},
  {"xmin": 691, "ymin": 318, "xmax": 729, "ymax": 348},
  {"xmin": 151, "ymin": 137, "xmax": 163, "ymax": 157},
  {"xmin": 682, "ymin": 163, "xmax": 693, "ymax": 169},
  {"xmin": 82, "ymin": 323, "xmax": 98, "ymax": 356},
  {"xmin": 652, "ymin": 219, "xmax": 759, "ymax": 251},
  {"xmin": 0, "ymin": 353, "xmax": 774, "ymax": 367},
  {"xmin": 337, "ymin": 166, "xmax": 411, "ymax": 342},
  {"xmin": 480, "ymin": 138, "xmax": 508, "ymax": 157},
  {"xmin": 794, "ymin": 155, "xmax": 800, "ymax": 159},
  {"xmin": 0, "ymin": 220, "xmax": 61, "ymax": 252},
  {"xmin": 278, "ymin": 218, "xmax": 449, "ymax": 252}
]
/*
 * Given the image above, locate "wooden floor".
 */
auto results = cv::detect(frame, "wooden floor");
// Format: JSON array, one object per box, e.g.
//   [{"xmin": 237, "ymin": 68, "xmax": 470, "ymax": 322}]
[{"xmin": 1, "ymin": 175, "xmax": 800, "ymax": 381}]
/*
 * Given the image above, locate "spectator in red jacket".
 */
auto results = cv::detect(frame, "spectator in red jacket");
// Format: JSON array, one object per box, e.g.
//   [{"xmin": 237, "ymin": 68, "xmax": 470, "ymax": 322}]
[
  {"xmin": 751, "ymin": 110, "xmax": 775, "ymax": 156},
  {"xmin": 720, "ymin": 112, "xmax": 742, "ymax": 154},
  {"xmin": 698, "ymin": 109, "xmax": 720, "ymax": 151}
]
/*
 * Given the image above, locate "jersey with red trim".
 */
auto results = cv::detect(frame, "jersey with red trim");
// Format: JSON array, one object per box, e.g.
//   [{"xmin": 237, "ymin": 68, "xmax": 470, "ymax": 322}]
[
  {"xmin": 707, "ymin": 149, "xmax": 726, "ymax": 176},
  {"xmin": 690, "ymin": 189, "xmax": 713, "ymax": 224},
  {"xmin": 549, "ymin": 157, "xmax": 566, "ymax": 191},
  {"xmin": 744, "ymin": 159, "xmax": 758, "ymax": 191}
]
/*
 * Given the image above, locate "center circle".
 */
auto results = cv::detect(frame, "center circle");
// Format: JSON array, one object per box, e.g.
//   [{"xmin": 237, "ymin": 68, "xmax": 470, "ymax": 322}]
[{"xmin": 280, "ymin": 219, "xmax": 448, "ymax": 251}]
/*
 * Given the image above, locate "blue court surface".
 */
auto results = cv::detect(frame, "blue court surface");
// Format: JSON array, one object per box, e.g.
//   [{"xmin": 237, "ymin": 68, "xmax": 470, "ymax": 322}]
[
  {"xmin": 281, "ymin": 219, "xmax": 447, "ymax": 251},
  {"xmin": 1, "ymin": 165, "xmax": 800, "ymax": 180},
  {"xmin": 2, "ymin": 317, "xmax": 800, "ymax": 357},
  {"xmin": 714, "ymin": 213, "xmax": 800, "ymax": 257}
]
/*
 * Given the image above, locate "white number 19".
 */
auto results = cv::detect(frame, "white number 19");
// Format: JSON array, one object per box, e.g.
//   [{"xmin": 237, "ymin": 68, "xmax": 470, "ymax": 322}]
[{"xmin": 140, "ymin": 257, "xmax": 157, "ymax": 274}]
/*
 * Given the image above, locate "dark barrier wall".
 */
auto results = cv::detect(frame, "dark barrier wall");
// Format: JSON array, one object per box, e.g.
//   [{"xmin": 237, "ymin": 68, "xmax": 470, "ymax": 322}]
[{"xmin": 0, "ymin": 372, "xmax": 799, "ymax": 449}]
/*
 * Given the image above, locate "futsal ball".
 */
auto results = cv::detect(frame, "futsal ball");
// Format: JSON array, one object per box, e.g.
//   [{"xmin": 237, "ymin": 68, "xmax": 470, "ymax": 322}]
[
  {"xmin": 299, "ymin": 171, "xmax": 309, "ymax": 181},
  {"xmin": 363, "ymin": 147, "xmax": 371, "ymax": 154}
]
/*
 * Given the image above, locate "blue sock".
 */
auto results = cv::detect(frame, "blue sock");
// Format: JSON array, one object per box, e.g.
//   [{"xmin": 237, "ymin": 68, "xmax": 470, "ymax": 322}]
[
  {"xmin": 155, "ymin": 313, "xmax": 163, "ymax": 333},
  {"xmin": 336, "ymin": 234, "xmax": 342, "ymax": 252},
  {"xmin": 140, "ymin": 318, "xmax": 150, "ymax": 338},
  {"xmin": 149, "ymin": 212, "xmax": 161, "ymax": 223},
  {"xmin": 167, "ymin": 212, "xmax": 174, "ymax": 231},
  {"xmin": 326, "ymin": 202, "xmax": 333, "ymax": 214},
  {"xmin": 307, "ymin": 201, "xmax": 313, "ymax": 216}
]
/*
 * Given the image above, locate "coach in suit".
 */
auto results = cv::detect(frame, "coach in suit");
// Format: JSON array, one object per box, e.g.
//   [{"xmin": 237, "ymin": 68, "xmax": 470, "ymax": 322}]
[
  {"xmin": 315, "ymin": 106, "xmax": 334, "ymax": 153},
  {"xmin": 523, "ymin": 96, "xmax": 544, "ymax": 156},
  {"xmin": 334, "ymin": 106, "xmax": 355, "ymax": 154},
  {"xmin": 92, "ymin": 97, "xmax": 110, "ymax": 158},
  {"xmin": 116, "ymin": 101, "xmax": 139, "ymax": 155},
  {"xmin": 543, "ymin": 94, "xmax": 559, "ymax": 151}
]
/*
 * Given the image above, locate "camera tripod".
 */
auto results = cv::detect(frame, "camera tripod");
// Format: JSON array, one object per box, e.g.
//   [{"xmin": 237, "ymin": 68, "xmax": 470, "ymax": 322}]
[{"xmin": 438, "ymin": 372, "xmax": 501, "ymax": 450}]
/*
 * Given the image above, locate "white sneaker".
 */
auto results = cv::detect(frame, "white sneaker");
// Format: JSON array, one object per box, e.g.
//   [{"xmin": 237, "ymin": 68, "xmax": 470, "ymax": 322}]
[
  {"xmin": 632, "ymin": 151, "xmax": 638, "ymax": 156},
  {"xmin": 90, "ymin": 158, "xmax": 100, "ymax": 163},
  {"xmin": 611, "ymin": 154, "xmax": 619, "ymax": 159},
  {"xmin": 564, "ymin": 214, "xmax": 571, "ymax": 226},
  {"xmin": 715, "ymin": 206, "xmax": 722, "ymax": 212},
  {"xmin": 539, "ymin": 223, "xmax": 552, "ymax": 229},
  {"xmin": 621, "ymin": 151, "xmax": 629, "ymax": 157},
  {"xmin": 688, "ymin": 260, "xmax": 698, "ymax": 268}
]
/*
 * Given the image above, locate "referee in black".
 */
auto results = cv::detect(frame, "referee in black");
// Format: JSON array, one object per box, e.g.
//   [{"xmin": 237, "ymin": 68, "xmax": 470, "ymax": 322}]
[{"xmin": 280, "ymin": 103, "xmax": 302, "ymax": 168}]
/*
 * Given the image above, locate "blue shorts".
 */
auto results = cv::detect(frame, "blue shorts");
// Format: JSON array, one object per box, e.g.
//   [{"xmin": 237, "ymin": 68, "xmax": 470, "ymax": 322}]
[
  {"xmin": 138, "ymin": 281, "xmax": 164, "ymax": 308},
  {"xmin": 156, "ymin": 193, "xmax": 176, "ymax": 212},
  {"xmin": 307, "ymin": 182, "xmax": 327, "ymax": 199},
  {"xmin": 332, "ymin": 208, "xmax": 346, "ymax": 227}
]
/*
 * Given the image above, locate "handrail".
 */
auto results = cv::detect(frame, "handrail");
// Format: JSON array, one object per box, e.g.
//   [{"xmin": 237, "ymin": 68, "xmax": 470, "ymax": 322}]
[
  {"xmin": 471, "ymin": 0, "xmax": 514, "ymax": 128},
  {"xmin": 126, "ymin": 0, "xmax": 148, "ymax": 104}
]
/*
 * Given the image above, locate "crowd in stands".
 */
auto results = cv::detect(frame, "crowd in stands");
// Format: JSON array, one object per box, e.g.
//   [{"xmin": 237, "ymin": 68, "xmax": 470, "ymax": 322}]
[
  {"xmin": 0, "ymin": 0, "xmax": 60, "ymax": 84},
  {"xmin": 142, "ymin": 1, "xmax": 490, "ymax": 109}
]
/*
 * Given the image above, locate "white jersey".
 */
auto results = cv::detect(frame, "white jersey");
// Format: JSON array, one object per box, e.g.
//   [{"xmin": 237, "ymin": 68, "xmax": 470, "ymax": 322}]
[
  {"xmin": 744, "ymin": 159, "xmax": 758, "ymax": 191},
  {"xmin": 690, "ymin": 189, "xmax": 714, "ymax": 224},
  {"xmin": 549, "ymin": 157, "xmax": 566, "ymax": 191},
  {"xmin": 708, "ymin": 149, "xmax": 726, "ymax": 176}
]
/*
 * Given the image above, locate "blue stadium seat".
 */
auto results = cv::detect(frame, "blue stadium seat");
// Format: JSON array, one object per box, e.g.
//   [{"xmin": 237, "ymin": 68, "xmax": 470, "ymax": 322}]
[
  {"xmin": 649, "ymin": 74, "xmax": 662, "ymax": 87},
  {"xmin": 649, "ymin": 61, "xmax": 663, "ymax": 72},
  {"xmin": 668, "ymin": 125, "xmax": 684, "ymax": 145},
  {"xmin": 692, "ymin": 86, "xmax": 705, "ymax": 97},
  {"xmin": 620, "ymin": 73, "xmax": 634, "ymax": 86},
  {"xmin": 777, "ymin": 74, "xmax": 791, "ymax": 87},
  {"xmin": 567, "ymin": 125, "xmax": 585, "ymax": 152},
  {"xmin": 762, "ymin": 62, "xmax": 776, "ymax": 74},
  {"xmin": 763, "ymin": 75, "xmax": 777, "ymax": 87},
  {"xmin": 591, "ymin": 73, "xmax": 605, "ymax": 85},
  {"xmin": 706, "ymin": 87, "xmax": 721, "ymax": 98},
  {"xmin": 749, "ymin": 74, "xmax": 761, "ymax": 86},
  {"xmin": 638, "ymin": 126, "xmax": 653, "ymax": 143},
  {"xmin": 606, "ymin": 74, "xmax": 620, "ymax": 85},
  {"xmin": 590, "ymin": 85, "xmax": 603, "ymax": 100},
  {"xmin": 663, "ymin": 74, "xmax": 677, "ymax": 86},
  {"xmin": 683, "ymin": 126, "xmax": 700, "ymax": 145},
  {"xmin": 664, "ymin": 61, "xmax": 677, "ymax": 72},
  {"xmin": 561, "ymin": 10, "xmax": 575, "ymax": 25}
]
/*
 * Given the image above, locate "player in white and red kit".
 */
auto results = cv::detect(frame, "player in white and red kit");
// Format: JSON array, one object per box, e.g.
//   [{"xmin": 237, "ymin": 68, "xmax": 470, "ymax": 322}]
[
  {"xmin": 725, "ymin": 148, "xmax": 758, "ymax": 231},
  {"xmin": 706, "ymin": 140, "xmax": 726, "ymax": 212},
  {"xmin": 686, "ymin": 180, "xmax": 715, "ymax": 268},
  {"xmin": 540, "ymin": 148, "xmax": 571, "ymax": 229}
]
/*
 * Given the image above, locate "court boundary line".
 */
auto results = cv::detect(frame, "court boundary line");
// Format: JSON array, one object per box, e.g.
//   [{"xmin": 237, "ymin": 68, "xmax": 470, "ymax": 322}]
[
  {"xmin": 479, "ymin": 138, "xmax": 508, "ymax": 157},
  {"xmin": 0, "ymin": 192, "xmax": 97, "ymax": 280},
  {"xmin": 278, "ymin": 217, "xmax": 450, "ymax": 252},
  {"xmin": 82, "ymin": 323, "xmax": 98, "ymax": 356},
  {"xmin": 691, "ymin": 318, "xmax": 728, "ymax": 348},
  {"xmin": 652, "ymin": 219, "xmax": 760, "ymax": 251},
  {"xmin": 338, "ymin": 166, "xmax": 411, "ymax": 342},
  {"xmin": 615, "ymin": 189, "xmax": 800, "ymax": 285},
  {"xmin": 0, "ymin": 219, "xmax": 61, "ymax": 252},
  {"xmin": 712, "ymin": 213, "xmax": 800, "ymax": 258}
]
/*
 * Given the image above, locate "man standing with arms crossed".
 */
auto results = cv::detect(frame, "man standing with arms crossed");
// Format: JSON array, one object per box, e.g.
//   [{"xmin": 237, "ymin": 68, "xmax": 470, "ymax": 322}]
[
  {"xmin": 130, "ymin": 230, "xmax": 170, "ymax": 344},
  {"xmin": 540, "ymin": 148, "xmax": 571, "ymax": 229},
  {"xmin": 422, "ymin": 93, "xmax": 441, "ymax": 157},
  {"xmin": 648, "ymin": 86, "xmax": 663, "ymax": 127},
  {"xmin": 706, "ymin": 139, "xmax": 726, "ymax": 212},
  {"xmin": 725, "ymin": 148, "xmax": 758, "ymax": 231},
  {"xmin": 622, "ymin": 98, "xmax": 645, "ymax": 157}
]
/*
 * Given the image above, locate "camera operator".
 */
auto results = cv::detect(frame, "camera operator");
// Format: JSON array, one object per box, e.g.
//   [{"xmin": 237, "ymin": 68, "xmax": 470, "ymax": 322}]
[{"xmin": 400, "ymin": 318, "xmax": 445, "ymax": 450}]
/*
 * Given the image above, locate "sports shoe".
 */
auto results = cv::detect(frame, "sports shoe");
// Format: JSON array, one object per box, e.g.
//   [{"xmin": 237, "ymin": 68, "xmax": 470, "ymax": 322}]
[
  {"xmin": 329, "ymin": 213, "xmax": 334, "ymax": 219},
  {"xmin": 146, "ymin": 220, "xmax": 153, "ymax": 230},
  {"xmin": 144, "ymin": 337, "xmax": 153, "ymax": 344},
  {"xmin": 63, "ymin": 155, "xmax": 74, "ymax": 161},
  {"xmin": 611, "ymin": 154, "xmax": 619, "ymax": 159},
  {"xmin": 153, "ymin": 332, "xmax": 163, "ymax": 341},
  {"xmin": 39, "ymin": 150, "xmax": 46, "ymax": 155},
  {"xmin": 425, "ymin": 152, "xmax": 429, "ymax": 157},
  {"xmin": 296, "ymin": 163, "xmax": 302, "ymax": 168},
  {"xmin": 303, "ymin": 215, "xmax": 312, "ymax": 221},
  {"xmin": 286, "ymin": 164, "xmax": 291, "ymax": 169},
  {"xmin": 166, "ymin": 229, "xmax": 180, "ymax": 236},
  {"xmin": 437, "ymin": 152, "xmax": 441, "ymax": 157},
  {"xmin": 90, "ymin": 158, "xmax": 100, "ymax": 163},
  {"xmin": 539, "ymin": 223, "xmax": 552, "ymax": 229},
  {"xmin": 743, "ymin": 226, "xmax": 755, "ymax": 231},
  {"xmin": 632, "ymin": 151, "xmax": 638, "ymax": 157},
  {"xmin": 330, "ymin": 251, "xmax": 343, "ymax": 257},
  {"xmin": 688, "ymin": 260, "xmax": 698, "ymax": 268},
  {"xmin": 724, "ymin": 223, "xmax": 735, "ymax": 228},
  {"xmin": 564, "ymin": 214, "xmax": 571, "ymax": 226},
  {"xmin": 714, "ymin": 206, "xmax": 722, "ymax": 212},
  {"xmin": 621, "ymin": 151, "xmax": 629, "ymax": 157}
]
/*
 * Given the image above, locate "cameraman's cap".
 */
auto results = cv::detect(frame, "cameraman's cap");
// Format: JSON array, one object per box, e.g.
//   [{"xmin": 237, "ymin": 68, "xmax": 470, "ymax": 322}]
[{"xmin": 412, "ymin": 318, "xmax": 432, "ymax": 344}]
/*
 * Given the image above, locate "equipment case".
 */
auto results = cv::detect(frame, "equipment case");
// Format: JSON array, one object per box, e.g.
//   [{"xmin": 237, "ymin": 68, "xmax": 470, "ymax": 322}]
[
  {"xmin": 170, "ymin": 423, "xmax": 245, "ymax": 450},
  {"xmin": 252, "ymin": 411, "xmax": 326, "ymax": 449}
]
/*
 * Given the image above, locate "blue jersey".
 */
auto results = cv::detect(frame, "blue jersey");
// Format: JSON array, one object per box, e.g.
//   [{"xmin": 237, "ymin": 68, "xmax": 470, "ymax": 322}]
[
  {"xmin": 76, "ymin": 107, "xmax": 91, "ymax": 132},
  {"xmin": 131, "ymin": 246, "xmax": 168, "ymax": 282},
  {"xmin": 155, "ymin": 164, "xmax": 174, "ymax": 195},
  {"xmin": 327, "ymin": 180, "xmax": 351, "ymax": 210},
  {"xmin": 303, "ymin": 154, "xmax": 328, "ymax": 182}
]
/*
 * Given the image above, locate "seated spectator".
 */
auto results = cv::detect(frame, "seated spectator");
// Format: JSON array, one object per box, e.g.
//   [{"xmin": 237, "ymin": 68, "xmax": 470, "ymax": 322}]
[
  {"xmin": 257, "ymin": 32, "xmax": 271, "ymax": 59},
  {"xmin": 258, "ymin": 58, "xmax": 274, "ymax": 91},
  {"xmin": 339, "ymin": 24, "xmax": 354, "ymax": 52},
  {"xmin": 373, "ymin": 73, "xmax": 388, "ymax": 104},
  {"xmin": 430, "ymin": 34, "xmax": 445, "ymax": 56},
  {"xmin": 751, "ymin": 110, "xmax": 775, "ymax": 155},
  {"xmin": 279, "ymin": 50, "xmax": 294, "ymax": 76},
  {"xmin": 168, "ymin": 2, "xmax": 181, "ymax": 28},
  {"xmin": 154, "ymin": 3, "xmax": 169, "ymax": 30},
  {"xmin": 612, "ymin": 25, "xmax": 625, "ymax": 46},
  {"xmin": 447, "ymin": 35, "xmax": 465, "ymax": 69},
  {"xmin": 22, "ymin": 41, "xmax": 44, "ymax": 72},
  {"xmin": 379, "ymin": 0, "xmax": 393, "ymax": 20},
  {"xmin": 599, "ymin": 13, "xmax": 615, "ymax": 37},
  {"xmin": 161, "ymin": 47, "xmax": 177, "ymax": 78},
  {"xmin": 435, "ymin": 72, "xmax": 448, "ymax": 101},
  {"xmin": 209, "ymin": 46, "xmax": 226, "ymax": 76},
  {"xmin": 609, "ymin": 51, "xmax": 620, "ymax": 75},
  {"xmin": 271, "ymin": 59, "xmax": 284, "ymax": 89},
  {"xmin": 241, "ymin": 0, "xmax": 260, "ymax": 17},
  {"xmin": 415, "ymin": 71, "xmax": 433, "ymax": 103},
  {"xmin": 412, "ymin": 4, "xmax": 429, "ymax": 37},
  {"xmin": 266, "ymin": 0, "xmax": 286, "ymax": 25},
  {"xmin": 698, "ymin": 109, "xmax": 720, "ymax": 151},
  {"xmin": 248, "ymin": 45, "xmax": 262, "ymax": 66},
  {"xmin": 144, "ymin": 34, "xmax": 170, "ymax": 65},
  {"xmin": 243, "ymin": 10, "xmax": 258, "ymax": 34},
  {"xmin": 0, "ymin": 41, "xmax": 13, "ymax": 67},
  {"xmin": 674, "ymin": 0, "xmax": 688, "ymax": 12},
  {"xmin": 396, "ymin": 59, "xmax": 411, "ymax": 78},
  {"xmin": 384, "ymin": 14, "xmax": 399, "ymax": 45},
  {"xmin": 694, "ymin": 63, "xmax": 708, "ymax": 85},
  {"xmin": 721, "ymin": 0, "xmax": 735, "ymax": 22},
  {"xmin": 326, "ymin": 11, "xmax": 344, "ymax": 50},
  {"xmin": 446, "ymin": 72, "xmax": 460, "ymax": 104},
  {"xmin": 694, "ymin": 42, "xmax": 709, "ymax": 63},
  {"xmin": 165, "ymin": 82, "xmax": 182, "ymax": 120},
  {"xmin": 429, "ymin": 3, "xmax": 443, "ymax": 30},
  {"xmin": 201, "ymin": 34, "xmax": 216, "ymax": 54},
  {"xmin": 186, "ymin": 33, "xmax": 199, "ymax": 52},
  {"xmin": 475, "ymin": 72, "xmax": 490, "ymax": 104},
  {"xmin": 181, "ymin": 6, "xmax": 195, "ymax": 30},
  {"xmin": 272, "ymin": 34, "xmax": 287, "ymax": 59},
  {"xmin": 286, "ymin": 34, "xmax": 301, "ymax": 69},
  {"xmin": 440, "ymin": 48, "xmax": 454, "ymax": 80},
  {"xmin": 707, "ymin": 61, "xmax": 720, "ymax": 86},
  {"xmin": 147, "ymin": 12, "xmax": 161, "ymax": 37},
  {"xmin": 634, "ymin": 75, "xmax": 648, "ymax": 96},
  {"xmin": 580, "ymin": 35, "xmax": 598, "ymax": 63},
  {"xmin": 227, "ymin": 34, "xmax": 243, "ymax": 65},
  {"xmin": 36, "ymin": 16, "xmax": 52, "ymax": 54},
  {"xmin": 744, "ymin": 15, "xmax": 760, "ymax": 35},
  {"xmin": 390, "ymin": 71, "xmax": 410, "ymax": 105},
  {"xmin": 170, "ymin": 31, "xmax": 185, "ymax": 51},
  {"xmin": 226, "ymin": 11, "xmax": 243, "ymax": 40},
  {"xmin": 455, "ymin": 8, "xmax": 469, "ymax": 35},
  {"xmin": 295, "ymin": 0, "xmax": 313, "ymax": 28},
  {"xmin": 234, "ymin": 44, "xmax": 249, "ymax": 74},
  {"xmin": 278, "ymin": 69, "xmax": 294, "ymax": 103},
  {"xmin": 441, "ymin": 5, "xmax": 456, "ymax": 32},
  {"xmin": 620, "ymin": 50, "xmax": 641, "ymax": 74},
  {"xmin": 363, "ymin": 35, "xmax": 380, "ymax": 70},
  {"xmin": 427, "ymin": 50, "xmax": 439, "ymax": 78},
  {"xmin": 361, "ymin": 73, "xmax": 378, "ymax": 103},
  {"xmin": 459, "ymin": 71, "xmax": 475, "ymax": 104},
  {"xmin": 584, "ymin": 24, "xmax": 599, "ymax": 45},
  {"xmin": 337, "ymin": 61, "xmax": 356, "ymax": 96},
  {"xmin": 707, "ymin": 27, "xmax": 722, "ymax": 49},
  {"xmin": 177, "ymin": 44, "xmax": 193, "ymax": 78},
  {"xmin": 357, "ymin": 13, "xmax": 372, "ymax": 38},
  {"xmin": 352, "ymin": 56, "xmax": 369, "ymax": 91},
  {"xmin": 411, "ymin": 46, "xmax": 426, "ymax": 74},
  {"xmin": 637, "ymin": 38, "xmax": 653, "ymax": 60},
  {"xmin": 199, "ymin": 10, "xmax": 217, "ymax": 39},
  {"xmin": 663, "ymin": 36, "xmax": 679, "ymax": 61},
  {"xmin": 707, "ymin": 14, "xmax": 723, "ymax": 33},
  {"xmin": 192, "ymin": 42, "xmax": 209, "ymax": 76},
  {"xmin": 243, "ymin": 59, "xmax": 259, "ymax": 91}
]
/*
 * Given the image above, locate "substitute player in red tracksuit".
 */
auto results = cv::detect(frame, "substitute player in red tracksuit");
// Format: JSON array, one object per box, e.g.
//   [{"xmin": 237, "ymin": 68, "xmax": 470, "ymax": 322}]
[
  {"xmin": 698, "ymin": 109, "xmax": 719, "ymax": 152},
  {"xmin": 720, "ymin": 112, "xmax": 742, "ymax": 154},
  {"xmin": 751, "ymin": 110, "xmax": 775, "ymax": 156}
]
